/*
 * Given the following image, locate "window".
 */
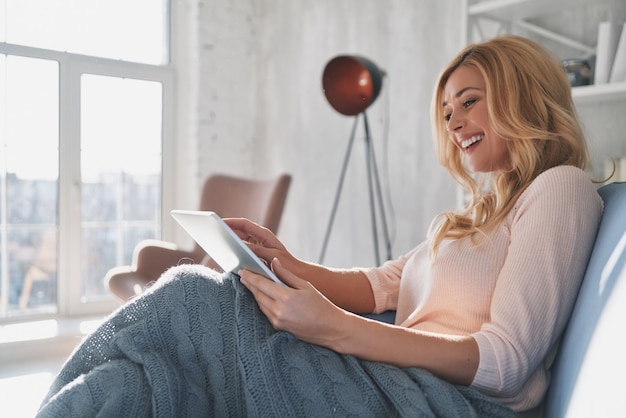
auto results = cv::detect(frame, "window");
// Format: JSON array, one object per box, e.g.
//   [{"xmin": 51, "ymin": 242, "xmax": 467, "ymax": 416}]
[
  {"xmin": 0, "ymin": 0, "xmax": 172, "ymax": 320},
  {"xmin": 0, "ymin": 0, "xmax": 168, "ymax": 65},
  {"xmin": 1, "ymin": 55, "xmax": 59, "ymax": 315},
  {"xmin": 80, "ymin": 75, "xmax": 163, "ymax": 302}
]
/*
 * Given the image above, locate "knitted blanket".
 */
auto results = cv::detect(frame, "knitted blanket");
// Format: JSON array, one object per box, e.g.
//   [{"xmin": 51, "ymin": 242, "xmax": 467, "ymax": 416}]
[{"xmin": 37, "ymin": 265, "xmax": 515, "ymax": 417}]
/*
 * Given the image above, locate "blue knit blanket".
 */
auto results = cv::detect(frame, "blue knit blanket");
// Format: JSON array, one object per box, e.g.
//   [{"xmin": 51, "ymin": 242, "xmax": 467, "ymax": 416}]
[{"xmin": 37, "ymin": 265, "xmax": 515, "ymax": 417}]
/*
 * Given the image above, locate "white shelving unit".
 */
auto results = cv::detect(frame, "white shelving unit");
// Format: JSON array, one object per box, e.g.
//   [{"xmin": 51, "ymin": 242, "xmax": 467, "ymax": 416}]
[
  {"xmin": 572, "ymin": 82, "xmax": 626, "ymax": 105},
  {"xmin": 469, "ymin": 0, "xmax": 573, "ymax": 18},
  {"xmin": 465, "ymin": 0, "xmax": 626, "ymax": 105},
  {"xmin": 463, "ymin": 0, "xmax": 626, "ymax": 183},
  {"xmin": 467, "ymin": 0, "xmax": 595, "ymax": 55}
]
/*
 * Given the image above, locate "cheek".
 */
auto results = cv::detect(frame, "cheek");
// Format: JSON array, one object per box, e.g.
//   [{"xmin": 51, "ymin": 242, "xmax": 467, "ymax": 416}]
[
  {"xmin": 493, "ymin": 139, "xmax": 511, "ymax": 167},
  {"xmin": 447, "ymin": 133, "xmax": 460, "ymax": 149}
]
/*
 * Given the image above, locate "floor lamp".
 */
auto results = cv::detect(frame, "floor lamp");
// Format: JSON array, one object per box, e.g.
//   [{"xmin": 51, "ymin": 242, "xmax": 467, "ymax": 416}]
[{"xmin": 318, "ymin": 55, "xmax": 392, "ymax": 265}]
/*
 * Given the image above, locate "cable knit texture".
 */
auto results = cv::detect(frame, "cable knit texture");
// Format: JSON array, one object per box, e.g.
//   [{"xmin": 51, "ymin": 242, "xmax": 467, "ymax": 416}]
[{"xmin": 37, "ymin": 266, "xmax": 515, "ymax": 417}]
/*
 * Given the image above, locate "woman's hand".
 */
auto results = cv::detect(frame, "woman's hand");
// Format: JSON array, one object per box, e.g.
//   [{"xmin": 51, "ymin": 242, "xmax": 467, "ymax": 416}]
[
  {"xmin": 225, "ymin": 217, "xmax": 377, "ymax": 315},
  {"xmin": 224, "ymin": 218, "xmax": 300, "ymax": 273},
  {"xmin": 241, "ymin": 257, "xmax": 479, "ymax": 385},
  {"xmin": 239, "ymin": 258, "xmax": 349, "ymax": 349}
]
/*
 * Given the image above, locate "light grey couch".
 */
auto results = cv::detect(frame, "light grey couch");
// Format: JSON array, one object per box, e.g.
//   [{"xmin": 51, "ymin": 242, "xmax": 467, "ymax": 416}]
[
  {"xmin": 371, "ymin": 181, "xmax": 626, "ymax": 416},
  {"xmin": 544, "ymin": 181, "xmax": 626, "ymax": 417}
]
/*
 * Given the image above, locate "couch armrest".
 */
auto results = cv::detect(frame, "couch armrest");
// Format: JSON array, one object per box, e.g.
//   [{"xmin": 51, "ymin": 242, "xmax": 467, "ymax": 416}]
[{"xmin": 105, "ymin": 239, "xmax": 206, "ymax": 301}]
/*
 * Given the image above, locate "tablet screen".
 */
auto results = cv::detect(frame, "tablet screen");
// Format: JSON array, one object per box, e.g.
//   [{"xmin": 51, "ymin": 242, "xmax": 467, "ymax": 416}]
[{"xmin": 170, "ymin": 210, "xmax": 285, "ymax": 286}]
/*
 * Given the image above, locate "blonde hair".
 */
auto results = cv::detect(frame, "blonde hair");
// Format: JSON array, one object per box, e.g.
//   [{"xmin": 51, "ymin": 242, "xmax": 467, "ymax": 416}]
[{"xmin": 429, "ymin": 35, "xmax": 590, "ymax": 257}]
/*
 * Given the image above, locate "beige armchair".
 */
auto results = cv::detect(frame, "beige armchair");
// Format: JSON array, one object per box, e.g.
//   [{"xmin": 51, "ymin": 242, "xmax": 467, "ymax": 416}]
[{"xmin": 105, "ymin": 173, "xmax": 291, "ymax": 301}]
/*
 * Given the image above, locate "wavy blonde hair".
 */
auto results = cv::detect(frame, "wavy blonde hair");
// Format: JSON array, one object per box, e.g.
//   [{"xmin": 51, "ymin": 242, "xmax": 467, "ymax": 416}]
[{"xmin": 429, "ymin": 35, "xmax": 590, "ymax": 257}]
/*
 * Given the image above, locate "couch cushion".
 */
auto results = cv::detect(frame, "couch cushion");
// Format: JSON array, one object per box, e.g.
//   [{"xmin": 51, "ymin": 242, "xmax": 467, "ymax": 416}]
[{"xmin": 544, "ymin": 182, "xmax": 626, "ymax": 417}]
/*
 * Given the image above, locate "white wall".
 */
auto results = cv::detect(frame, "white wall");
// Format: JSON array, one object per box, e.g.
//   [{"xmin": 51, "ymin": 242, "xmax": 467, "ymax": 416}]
[
  {"xmin": 172, "ymin": 0, "xmax": 626, "ymax": 268},
  {"xmin": 173, "ymin": 0, "xmax": 462, "ymax": 268}
]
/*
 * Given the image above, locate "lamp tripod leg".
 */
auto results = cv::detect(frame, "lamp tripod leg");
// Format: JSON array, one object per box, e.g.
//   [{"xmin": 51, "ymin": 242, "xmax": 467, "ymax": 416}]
[
  {"xmin": 363, "ymin": 113, "xmax": 381, "ymax": 266},
  {"xmin": 318, "ymin": 116, "xmax": 360, "ymax": 264},
  {"xmin": 363, "ymin": 112, "xmax": 393, "ymax": 264}
]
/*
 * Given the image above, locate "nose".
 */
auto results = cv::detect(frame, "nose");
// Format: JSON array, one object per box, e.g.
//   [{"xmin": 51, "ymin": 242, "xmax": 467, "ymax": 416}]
[{"xmin": 446, "ymin": 111, "xmax": 464, "ymax": 133}]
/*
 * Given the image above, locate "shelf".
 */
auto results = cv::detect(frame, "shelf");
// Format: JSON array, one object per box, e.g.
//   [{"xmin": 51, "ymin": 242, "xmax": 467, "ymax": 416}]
[
  {"xmin": 463, "ymin": 0, "xmax": 626, "ymax": 197},
  {"xmin": 467, "ymin": 0, "xmax": 595, "ymax": 55},
  {"xmin": 469, "ymin": 0, "xmax": 583, "ymax": 20},
  {"xmin": 572, "ymin": 82, "xmax": 626, "ymax": 105}
]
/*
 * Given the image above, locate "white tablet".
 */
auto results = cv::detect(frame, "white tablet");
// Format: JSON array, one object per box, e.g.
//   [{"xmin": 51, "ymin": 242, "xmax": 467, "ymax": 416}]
[{"xmin": 170, "ymin": 210, "xmax": 285, "ymax": 286}]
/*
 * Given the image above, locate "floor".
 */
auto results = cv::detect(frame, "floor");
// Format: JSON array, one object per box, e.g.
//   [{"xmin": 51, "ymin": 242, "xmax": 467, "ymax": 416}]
[{"xmin": 0, "ymin": 356, "xmax": 66, "ymax": 417}]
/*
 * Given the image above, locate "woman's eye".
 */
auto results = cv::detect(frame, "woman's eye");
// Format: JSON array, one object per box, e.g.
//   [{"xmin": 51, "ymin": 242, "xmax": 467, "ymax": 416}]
[
  {"xmin": 463, "ymin": 98, "xmax": 476, "ymax": 108},
  {"xmin": 444, "ymin": 113, "xmax": 451, "ymax": 122}
]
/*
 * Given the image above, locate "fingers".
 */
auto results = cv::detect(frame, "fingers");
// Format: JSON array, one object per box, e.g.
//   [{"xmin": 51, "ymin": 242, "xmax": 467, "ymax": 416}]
[
  {"xmin": 225, "ymin": 218, "xmax": 288, "ymax": 264},
  {"xmin": 240, "ymin": 261, "xmax": 344, "ymax": 343},
  {"xmin": 239, "ymin": 259, "xmax": 300, "ymax": 292},
  {"xmin": 224, "ymin": 218, "xmax": 271, "ymax": 243},
  {"xmin": 239, "ymin": 269, "xmax": 276, "ymax": 310},
  {"xmin": 270, "ymin": 258, "xmax": 306, "ymax": 289},
  {"xmin": 239, "ymin": 262, "xmax": 304, "ymax": 332}
]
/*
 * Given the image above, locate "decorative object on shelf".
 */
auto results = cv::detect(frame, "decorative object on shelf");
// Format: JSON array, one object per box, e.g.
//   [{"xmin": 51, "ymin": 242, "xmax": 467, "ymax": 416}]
[
  {"xmin": 604, "ymin": 157, "xmax": 626, "ymax": 183},
  {"xmin": 466, "ymin": 1, "xmax": 626, "ymax": 103},
  {"xmin": 610, "ymin": 22, "xmax": 626, "ymax": 83},
  {"xmin": 618, "ymin": 157, "xmax": 626, "ymax": 182},
  {"xmin": 464, "ymin": 0, "xmax": 626, "ymax": 197},
  {"xmin": 319, "ymin": 55, "xmax": 392, "ymax": 265},
  {"xmin": 562, "ymin": 58, "xmax": 592, "ymax": 86},
  {"xmin": 595, "ymin": 21, "xmax": 623, "ymax": 84}
]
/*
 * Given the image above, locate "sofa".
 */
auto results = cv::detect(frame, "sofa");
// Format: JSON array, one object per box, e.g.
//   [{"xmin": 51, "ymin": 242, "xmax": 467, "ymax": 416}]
[
  {"xmin": 543, "ymin": 181, "xmax": 626, "ymax": 416},
  {"xmin": 370, "ymin": 181, "xmax": 626, "ymax": 417}
]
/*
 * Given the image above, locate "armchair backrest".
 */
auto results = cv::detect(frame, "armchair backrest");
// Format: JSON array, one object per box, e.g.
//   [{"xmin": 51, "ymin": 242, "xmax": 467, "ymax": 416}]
[{"xmin": 198, "ymin": 173, "xmax": 292, "ymax": 234}]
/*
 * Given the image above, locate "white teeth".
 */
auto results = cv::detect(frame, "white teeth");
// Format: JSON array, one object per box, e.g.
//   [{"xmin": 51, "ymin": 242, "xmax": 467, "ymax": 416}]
[{"xmin": 460, "ymin": 135, "xmax": 483, "ymax": 149}]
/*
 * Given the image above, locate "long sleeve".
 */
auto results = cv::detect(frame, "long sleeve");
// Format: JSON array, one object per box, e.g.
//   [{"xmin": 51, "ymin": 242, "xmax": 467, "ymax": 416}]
[
  {"xmin": 360, "ymin": 244, "xmax": 423, "ymax": 314},
  {"xmin": 359, "ymin": 166, "xmax": 603, "ymax": 411},
  {"xmin": 470, "ymin": 166, "xmax": 602, "ymax": 409}
]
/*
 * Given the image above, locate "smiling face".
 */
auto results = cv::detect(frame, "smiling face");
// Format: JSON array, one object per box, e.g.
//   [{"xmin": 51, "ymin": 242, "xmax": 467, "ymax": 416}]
[{"xmin": 443, "ymin": 65, "xmax": 510, "ymax": 173}]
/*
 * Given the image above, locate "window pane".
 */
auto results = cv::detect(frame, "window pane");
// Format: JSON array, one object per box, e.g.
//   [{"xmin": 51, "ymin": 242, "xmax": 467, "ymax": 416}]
[
  {"xmin": 0, "ymin": 55, "xmax": 59, "ymax": 316},
  {"xmin": 13, "ymin": 227, "xmax": 58, "ymax": 312},
  {"xmin": 1, "ymin": 0, "xmax": 168, "ymax": 65},
  {"xmin": 80, "ymin": 74, "xmax": 162, "ymax": 300}
]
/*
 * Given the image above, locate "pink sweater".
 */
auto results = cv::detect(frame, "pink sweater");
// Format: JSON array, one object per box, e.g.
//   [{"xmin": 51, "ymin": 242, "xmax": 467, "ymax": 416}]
[{"xmin": 361, "ymin": 165, "xmax": 603, "ymax": 411}]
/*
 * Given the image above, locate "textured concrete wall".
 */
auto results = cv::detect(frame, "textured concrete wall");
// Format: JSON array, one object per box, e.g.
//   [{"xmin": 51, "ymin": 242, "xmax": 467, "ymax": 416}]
[
  {"xmin": 249, "ymin": 1, "xmax": 462, "ymax": 267},
  {"xmin": 172, "ymin": 0, "xmax": 626, "ymax": 268},
  {"xmin": 173, "ymin": 0, "xmax": 462, "ymax": 267}
]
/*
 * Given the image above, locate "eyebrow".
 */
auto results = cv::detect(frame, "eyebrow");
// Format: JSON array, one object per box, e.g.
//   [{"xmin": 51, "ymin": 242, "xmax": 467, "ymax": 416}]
[{"xmin": 442, "ymin": 86, "xmax": 482, "ymax": 107}]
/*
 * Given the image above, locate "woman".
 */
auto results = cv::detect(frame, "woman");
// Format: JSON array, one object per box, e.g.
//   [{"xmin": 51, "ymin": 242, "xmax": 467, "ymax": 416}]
[{"xmin": 37, "ymin": 35, "xmax": 602, "ymax": 417}]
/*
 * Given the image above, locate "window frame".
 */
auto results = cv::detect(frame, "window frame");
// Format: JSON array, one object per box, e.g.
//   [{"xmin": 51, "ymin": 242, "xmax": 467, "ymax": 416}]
[{"xmin": 0, "ymin": 42, "xmax": 175, "ymax": 320}]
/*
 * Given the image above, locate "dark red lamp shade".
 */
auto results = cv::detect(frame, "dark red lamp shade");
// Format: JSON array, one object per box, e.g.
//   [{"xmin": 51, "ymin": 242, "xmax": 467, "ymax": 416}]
[{"xmin": 322, "ymin": 55, "xmax": 384, "ymax": 116}]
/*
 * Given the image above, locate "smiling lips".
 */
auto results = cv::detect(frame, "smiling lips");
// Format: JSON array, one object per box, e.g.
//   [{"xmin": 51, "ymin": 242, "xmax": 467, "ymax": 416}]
[{"xmin": 460, "ymin": 134, "xmax": 484, "ymax": 149}]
